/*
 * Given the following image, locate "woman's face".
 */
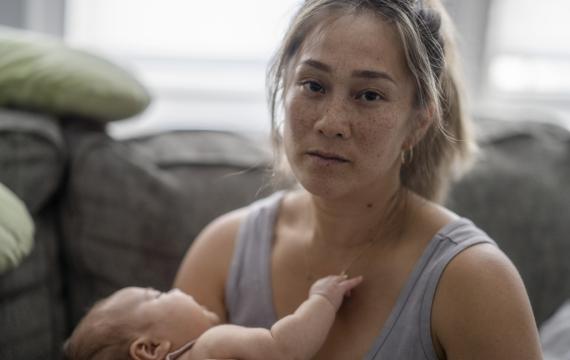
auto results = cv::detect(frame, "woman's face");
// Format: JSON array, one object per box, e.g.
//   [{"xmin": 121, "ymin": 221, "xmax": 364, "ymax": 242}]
[{"xmin": 283, "ymin": 12, "xmax": 424, "ymax": 199}]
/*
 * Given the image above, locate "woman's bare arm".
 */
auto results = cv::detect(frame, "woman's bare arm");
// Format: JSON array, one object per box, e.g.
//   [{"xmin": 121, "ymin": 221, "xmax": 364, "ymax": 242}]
[
  {"xmin": 432, "ymin": 243, "xmax": 543, "ymax": 360},
  {"xmin": 173, "ymin": 208, "xmax": 247, "ymax": 322}
]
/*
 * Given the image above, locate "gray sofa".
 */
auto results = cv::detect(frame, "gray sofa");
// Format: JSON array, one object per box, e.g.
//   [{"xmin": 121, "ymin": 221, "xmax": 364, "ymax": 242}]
[{"xmin": 0, "ymin": 108, "xmax": 569, "ymax": 359}]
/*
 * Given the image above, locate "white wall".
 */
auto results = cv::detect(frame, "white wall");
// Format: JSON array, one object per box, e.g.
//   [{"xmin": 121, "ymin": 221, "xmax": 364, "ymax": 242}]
[
  {"xmin": 0, "ymin": 0, "xmax": 66, "ymax": 36},
  {"xmin": 445, "ymin": 0, "xmax": 493, "ymax": 106},
  {"xmin": 0, "ymin": 0, "xmax": 26, "ymax": 28}
]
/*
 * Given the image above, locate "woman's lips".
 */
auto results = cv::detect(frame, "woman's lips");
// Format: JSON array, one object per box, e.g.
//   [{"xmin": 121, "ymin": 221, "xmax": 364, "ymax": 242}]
[{"xmin": 306, "ymin": 150, "xmax": 350, "ymax": 163}]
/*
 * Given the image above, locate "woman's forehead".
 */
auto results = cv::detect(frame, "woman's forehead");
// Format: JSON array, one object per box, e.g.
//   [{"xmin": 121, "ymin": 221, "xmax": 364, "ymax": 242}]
[{"xmin": 293, "ymin": 12, "xmax": 409, "ymax": 82}]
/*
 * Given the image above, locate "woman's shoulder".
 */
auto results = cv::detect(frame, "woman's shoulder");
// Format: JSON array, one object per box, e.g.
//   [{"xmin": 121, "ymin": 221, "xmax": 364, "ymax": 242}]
[
  {"xmin": 173, "ymin": 199, "xmax": 265, "ymax": 320},
  {"xmin": 178, "ymin": 191, "xmax": 288, "ymax": 264},
  {"xmin": 173, "ymin": 207, "xmax": 248, "ymax": 287},
  {"xmin": 408, "ymin": 196, "xmax": 541, "ymax": 357},
  {"xmin": 430, "ymin": 235, "xmax": 541, "ymax": 358},
  {"xmin": 435, "ymin": 240, "xmax": 517, "ymax": 294},
  {"xmin": 413, "ymin": 197, "xmax": 515, "ymax": 309},
  {"xmin": 194, "ymin": 207, "xmax": 249, "ymax": 247},
  {"xmin": 411, "ymin": 193, "xmax": 495, "ymax": 247},
  {"xmin": 195, "ymin": 191, "xmax": 287, "ymax": 244}
]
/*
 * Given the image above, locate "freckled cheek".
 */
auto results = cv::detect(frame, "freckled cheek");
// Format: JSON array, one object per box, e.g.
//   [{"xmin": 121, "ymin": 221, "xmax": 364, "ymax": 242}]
[
  {"xmin": 359, "ymin": 128, "xmax": 385, "ymax": 159},
  {"xmin": 284, "ymin": 92, "xmax": 320, "ymax": 134},
  {"xmin": 356, "ymin": 114, "xmax": 403, "ymax": 161}
]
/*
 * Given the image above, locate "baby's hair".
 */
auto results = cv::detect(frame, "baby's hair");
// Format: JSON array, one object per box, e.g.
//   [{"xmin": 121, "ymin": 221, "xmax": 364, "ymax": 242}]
[{"xmin": 63, "ymin": 298, "xmax": 137, "ymax": 360}]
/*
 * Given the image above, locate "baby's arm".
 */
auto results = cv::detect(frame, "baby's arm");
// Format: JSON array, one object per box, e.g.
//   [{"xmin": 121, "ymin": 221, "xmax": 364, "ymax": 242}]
[
  {"xmin": 192, "ymin": 275, "xmax": 362, "ymax": 360},
  {"xmin": 269, "ymin": 275, "xmax": 363, "ymax": 358}
]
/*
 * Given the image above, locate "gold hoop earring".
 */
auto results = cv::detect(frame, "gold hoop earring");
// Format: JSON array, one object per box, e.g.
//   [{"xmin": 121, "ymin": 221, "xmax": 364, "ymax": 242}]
[{"xmin": 401, "ymin": 147, "xmax": 414, "ymax": 165}]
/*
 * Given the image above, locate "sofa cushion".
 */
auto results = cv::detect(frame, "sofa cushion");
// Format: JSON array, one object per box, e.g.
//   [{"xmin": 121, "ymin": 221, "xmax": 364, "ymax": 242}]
[
  {"xmin": 0, "ymin": 109, "xmax": 65, "ymax": 213},
  {"xmin": 0, "ymin": 26, "xmax": 151, "ymax": 122},
  {"xmin": 0, "ymin": 109, "xmax": 67, "ymax": 359},
  {"xmin": 447, "ymin": 118, "xmax": 570, "ymax": 324},
  {"xmin": 61, "ymin": 126, "xmax": 272, "ymax": 326},
  {"xmin": 0, "ymin": 200, "xmax": 66, "ymax": 360}
]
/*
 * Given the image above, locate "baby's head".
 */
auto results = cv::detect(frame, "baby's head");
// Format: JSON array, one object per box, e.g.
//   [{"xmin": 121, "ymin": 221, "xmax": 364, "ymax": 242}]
[{"xmin": 64, "ymin": 287, "xmax": 220, "ymax": 360}]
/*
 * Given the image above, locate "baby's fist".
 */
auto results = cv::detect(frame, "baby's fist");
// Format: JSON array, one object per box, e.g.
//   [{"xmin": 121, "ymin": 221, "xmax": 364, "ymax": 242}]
[{"xmin": 309, "ymin": 275, "xmax": 363, "ymax": 310}]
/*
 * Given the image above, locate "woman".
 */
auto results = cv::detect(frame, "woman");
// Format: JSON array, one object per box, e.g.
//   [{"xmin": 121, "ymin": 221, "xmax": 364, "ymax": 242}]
[{"xmin": 175, "ymin": 0, "xmax": 543, "ymax": 358}]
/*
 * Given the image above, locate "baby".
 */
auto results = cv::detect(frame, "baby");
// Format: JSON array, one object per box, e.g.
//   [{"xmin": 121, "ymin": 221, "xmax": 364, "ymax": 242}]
[{"xmin": 64, "ymin": 274, "xmax": 362, "ymax": 360}]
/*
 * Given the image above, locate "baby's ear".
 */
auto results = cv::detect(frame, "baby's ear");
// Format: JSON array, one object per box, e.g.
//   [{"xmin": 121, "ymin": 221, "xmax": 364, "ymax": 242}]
[{"xmin": 130, "ymin": 337, "xmax": 171, "ymax": 360}]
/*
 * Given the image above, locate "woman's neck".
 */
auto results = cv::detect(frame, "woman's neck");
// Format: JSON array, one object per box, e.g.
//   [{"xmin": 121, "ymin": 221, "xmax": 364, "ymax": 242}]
[{"xmin": 296, "ymin": 185, "xmax": 410, "ymax": 251}]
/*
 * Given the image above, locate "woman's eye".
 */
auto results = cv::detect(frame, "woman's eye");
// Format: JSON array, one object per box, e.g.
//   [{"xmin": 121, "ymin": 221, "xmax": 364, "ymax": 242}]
[
  {"xmin": 357, "ymin": 90, "xmax": 384, "ymax": 102},
  {"xmin": 301, "ymin": 80, "xmax": 325, "ymax": 94}
]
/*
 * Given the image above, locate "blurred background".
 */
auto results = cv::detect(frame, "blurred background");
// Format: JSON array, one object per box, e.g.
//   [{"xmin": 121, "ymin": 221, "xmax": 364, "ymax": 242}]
[
  {"xmin": 0, "ymin": 0, "xmax": 568, "ymax": 138},
  {"xmin": 1, "ymin": 3, "xmax": 570, "ymax": 359}
]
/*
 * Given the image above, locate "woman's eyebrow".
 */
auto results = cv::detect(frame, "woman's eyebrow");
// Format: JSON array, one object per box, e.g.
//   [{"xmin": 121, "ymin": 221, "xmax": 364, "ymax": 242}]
[
  {"xmin": 300, "ymin": 59, "xmax": 331, "ymax": 72},
  {"xmin": 300, "ymin": 59, "xmax": 396, "ymax": 84},
  {"xmin": 351, "ymin": 69, "xmax": 396, "ymax": 85}
]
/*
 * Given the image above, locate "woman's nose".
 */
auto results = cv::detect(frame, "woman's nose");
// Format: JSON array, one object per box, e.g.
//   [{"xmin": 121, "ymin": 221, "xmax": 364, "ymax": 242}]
[{"xmin": 314, "ymin": 99, "xmax": 352, "ymax": 139}]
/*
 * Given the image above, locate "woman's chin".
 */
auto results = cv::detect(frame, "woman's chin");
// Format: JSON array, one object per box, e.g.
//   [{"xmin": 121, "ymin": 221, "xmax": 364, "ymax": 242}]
[{"xmin": 295, "ymin": 175, "xmax": 351, "ymax": 200}]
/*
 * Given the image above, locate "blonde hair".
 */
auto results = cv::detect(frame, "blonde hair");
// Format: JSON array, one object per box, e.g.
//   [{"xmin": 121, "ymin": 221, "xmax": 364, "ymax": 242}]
[{"xmin": 267, "ymin": 0, "xmax": 475, "ymax": 202}]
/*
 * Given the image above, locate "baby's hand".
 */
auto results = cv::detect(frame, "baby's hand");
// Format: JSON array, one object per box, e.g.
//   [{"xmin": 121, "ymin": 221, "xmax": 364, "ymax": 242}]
[{"xmin": 309, "ymin": 275, "xmax": 363, "ymax": 310}]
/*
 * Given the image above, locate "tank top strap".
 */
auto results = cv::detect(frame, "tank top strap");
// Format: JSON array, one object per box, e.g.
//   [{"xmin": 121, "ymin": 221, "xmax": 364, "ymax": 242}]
[
  {"xmin": 418, "ymin": 219, "xmax": 497, "ymax": 358},
  {"xmin": 225, "ymin": 191, "xmax": 284, "ymax": 328},
  {"xmin": 365, "ymin": 217, "xmax": 497, "ymax": 359}
]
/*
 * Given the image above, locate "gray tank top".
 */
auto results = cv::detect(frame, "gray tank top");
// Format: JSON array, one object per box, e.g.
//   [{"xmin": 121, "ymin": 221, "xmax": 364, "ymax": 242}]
[{"xmin": 225, "ymin": 191, "xmax": 496, "ymax": 359}]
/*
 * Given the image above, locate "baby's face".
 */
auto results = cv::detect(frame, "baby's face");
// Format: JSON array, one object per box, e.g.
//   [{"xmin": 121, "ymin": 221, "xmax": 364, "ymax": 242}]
[{"xmin": 104, "ymin": 287, "xmax": 220, "ymax": 349}]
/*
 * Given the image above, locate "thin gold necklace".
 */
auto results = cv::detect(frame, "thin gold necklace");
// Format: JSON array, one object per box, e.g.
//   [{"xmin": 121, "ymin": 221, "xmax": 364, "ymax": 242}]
[
  {"xmin": 302, "ymin": 198, "xmax": 407, "ymax": 282},
  {"xmin": 303, "ymin": 230, "xmax": 380, "ymax": 282}
]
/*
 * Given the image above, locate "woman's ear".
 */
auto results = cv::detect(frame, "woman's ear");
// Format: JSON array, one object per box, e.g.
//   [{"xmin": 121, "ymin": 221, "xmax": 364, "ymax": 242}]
[
  {"xmin": 405, "ymin": 105, "xmax": 434, "ymax": 149},
  {"xmin": 130, "ymin": 337, "xmax": 171, "ymax": 360}
]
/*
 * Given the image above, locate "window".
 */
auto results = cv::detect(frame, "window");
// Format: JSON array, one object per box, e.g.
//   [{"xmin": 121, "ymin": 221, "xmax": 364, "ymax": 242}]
[
  {"xmin": 484, "ymin": 0, "xmax": 570, "ymax": 115},
  {"xmin": 65, "ymin": 0, "xmax": 301, "ymax": 138}
]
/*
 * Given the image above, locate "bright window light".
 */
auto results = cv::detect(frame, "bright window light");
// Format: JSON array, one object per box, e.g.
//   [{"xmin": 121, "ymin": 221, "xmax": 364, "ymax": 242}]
[
  {"xmin": 65, "ymin": 0, "xmax": 301, "ymax": 138},
  {"xmin": 65, "ymin": 0, "xmax": 298, "ymax": 59},
  {"xmin": 490, "ymin": 56, "xmax": 570, "ymax": 94},
  {"xmin": 487, "ymin": 0, "xmax": 570, "ymax": 96}
]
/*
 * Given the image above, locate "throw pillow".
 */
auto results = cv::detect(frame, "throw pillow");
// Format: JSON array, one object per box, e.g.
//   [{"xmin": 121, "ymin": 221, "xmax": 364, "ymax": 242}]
[
  {"xmin": 0, "ymin": 26, "xmax": 151, "ymax": 122},
  {"xmin": 0, "ymin": 182, "xmax": 34, "ymax": 274}
]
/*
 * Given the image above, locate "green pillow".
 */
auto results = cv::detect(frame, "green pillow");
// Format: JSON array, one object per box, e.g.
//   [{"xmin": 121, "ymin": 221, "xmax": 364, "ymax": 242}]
[
  {"xmin": 0, "ymin": 182, "xmax": 34, "ymax": 274},
  {"xmin": 0, "ymin": 26, "xmax": 151, "ymax": 122}
]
